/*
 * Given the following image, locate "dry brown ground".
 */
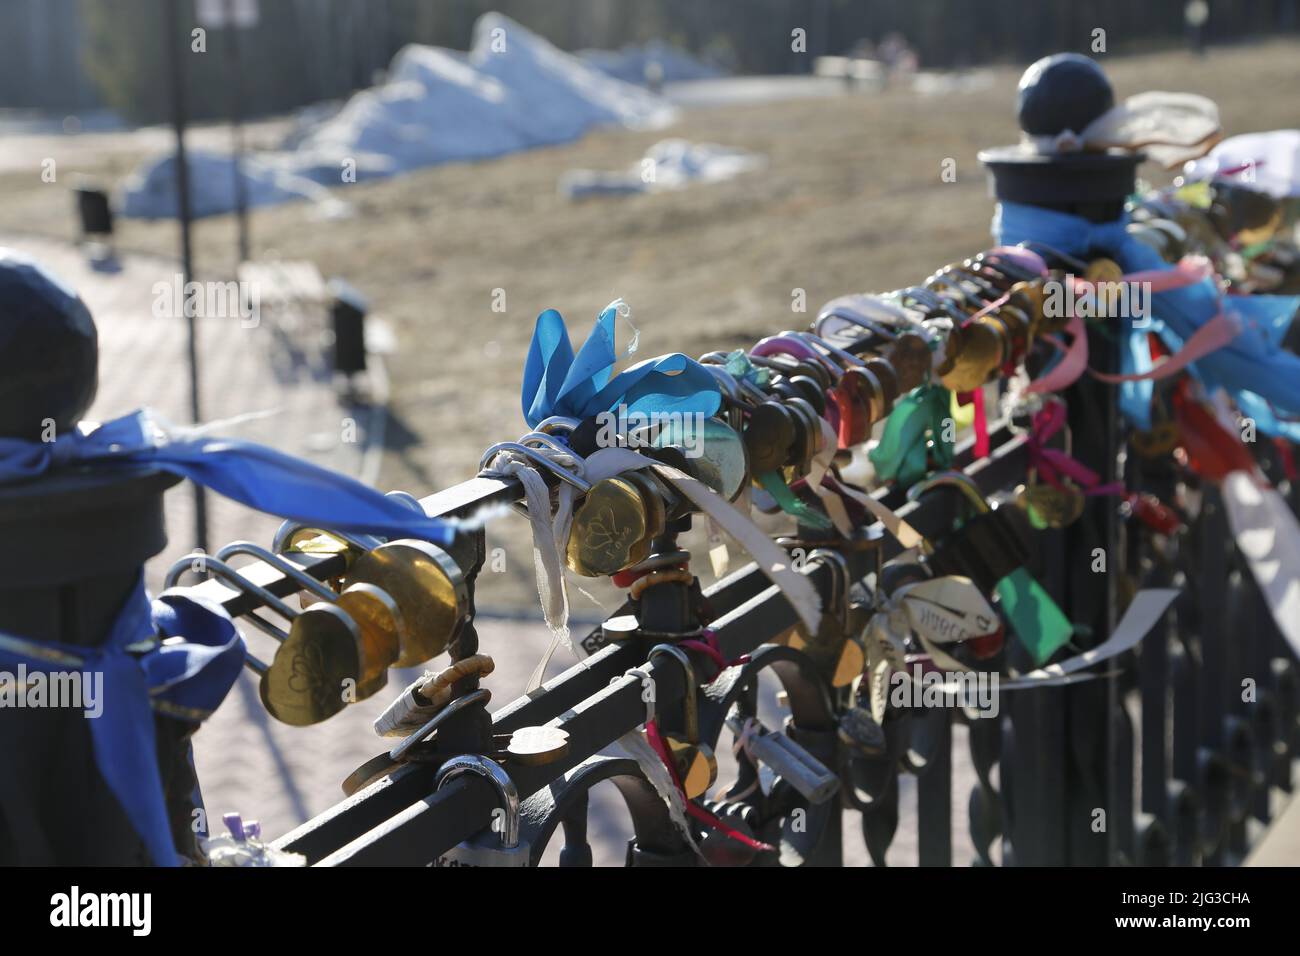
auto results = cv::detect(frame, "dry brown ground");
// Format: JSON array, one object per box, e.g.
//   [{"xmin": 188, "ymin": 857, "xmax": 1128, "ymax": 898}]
[{"xmin": 3, "ymin": 40, "xmax": 1297, "ymax": 611}]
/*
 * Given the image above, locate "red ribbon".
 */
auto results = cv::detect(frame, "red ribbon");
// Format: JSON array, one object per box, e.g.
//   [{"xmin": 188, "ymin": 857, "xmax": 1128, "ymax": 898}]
[
  {"xmin": 644, "ymin": 721, "xmax": 775, "ymax": 854},
  {"xmin": 1172, "ymin": 383, "xmax": 1258, "ymax": 481}
]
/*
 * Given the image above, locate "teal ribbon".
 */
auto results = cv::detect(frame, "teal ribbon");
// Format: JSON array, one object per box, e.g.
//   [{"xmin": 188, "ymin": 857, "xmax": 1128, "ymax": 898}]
[{"xmin": 869, "ymin": 384, "xmax": 954, "ymax": 489}]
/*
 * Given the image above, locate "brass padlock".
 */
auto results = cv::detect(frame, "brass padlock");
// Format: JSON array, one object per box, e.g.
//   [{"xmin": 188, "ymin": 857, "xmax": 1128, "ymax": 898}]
[
  {"xmin": 649, "ymin": 643, "xmax": 717, "ymax": 800},
  {"xmin": 165, "ymin": 554, "xmax": 364, "ymax": 726},
  {"xmin": 216, "ymin": 541, "xmax": 400, "ymax": 703},
  {"xmin": 566, "ymin": 473, "xmax": 655, "ymax": 577},
  {"xmin": 431, "ymin": 756, "xmax": 531, "ymax": 867},
  {"xmin": 342, "ymin": 538, "xmax": 468, "ymax": 667},
  {"xmin": 939, "ymin": 319, "xmax": 1004, "ymax": 393}
]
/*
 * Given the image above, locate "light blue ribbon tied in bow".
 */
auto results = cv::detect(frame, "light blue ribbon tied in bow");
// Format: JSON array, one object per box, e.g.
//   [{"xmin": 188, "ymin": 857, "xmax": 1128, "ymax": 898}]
[
  {"xmin": 994, "ymin": 201, "xmax": 1300, "ymax": 437},
  {"xmin": 522, "ymin": 300, "xmax": 721, "ymax": 428}
]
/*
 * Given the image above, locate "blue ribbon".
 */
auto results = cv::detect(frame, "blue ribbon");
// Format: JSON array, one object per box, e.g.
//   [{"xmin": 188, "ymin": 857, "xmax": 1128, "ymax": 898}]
[
  {"xmin": 522, "ymin": 301, "xmax": 721, "ymax": 428},
  {"xmin": 993, "ymin": 201, "xmax": 1300, "ymax": 436},
  {"xmin": 0, "ymin": 409, "xmax": 454, "ymax": 544},
  {"xmin": 0, "ymin": 578, "xmax": 245, "ymax": 866},
  {"xmin": 0, "ymin": 407, "xmax": 460, "ymax": 864}
]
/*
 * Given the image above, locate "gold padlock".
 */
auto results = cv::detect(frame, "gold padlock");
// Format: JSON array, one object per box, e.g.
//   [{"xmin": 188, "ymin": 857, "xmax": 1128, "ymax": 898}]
[
  {"xmin": 168, "ymin": 553, "xmax": 366, "ymax": 727},
  {"xmin": 939, "ymin": 319, "xmax": 1003, "ymax": 393},
  {"xmin": 211, "ymin": 541, "xmax": 381, "ymax": 709},
  {"xmin": 335, "ymin": 582, "xmax": 403, "ymax": 700},
  {"xmin": 342, "ymin": 539, "xmax": 468, "ymax": 668},
  {"xmin": 566, "ymin": 474, "xmax": 654, "ymax": 577},
  {"xmin": 1018, "ymin": 478, "xmax": 1085, "ymax": 529},
  {"xmin": 649, "ymin": 644, "xmax": 717, "ymax": 800}
]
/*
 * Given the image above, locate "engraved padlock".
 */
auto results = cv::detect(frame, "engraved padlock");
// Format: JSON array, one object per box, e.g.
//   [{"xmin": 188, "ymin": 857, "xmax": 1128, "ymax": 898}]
[
  {"xmin": 217, "ymin": 541, "xmax": 402, "ymax": 700},
  {"xmin": 431, "ymin": 755, "xmax": 531, "ymax": 867},
  {"xmin": 164, "ymin": 554, "xmax": 365, "ymax": 726},
  {"xmin": 649, "ymin": 643, "xmax": 717, "ymax": 800}
]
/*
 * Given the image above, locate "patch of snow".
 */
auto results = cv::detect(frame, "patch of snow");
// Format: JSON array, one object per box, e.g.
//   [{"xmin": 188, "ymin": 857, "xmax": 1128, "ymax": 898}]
[
  {"xmin": 560, "ymin": 138, "xmax": 765, "ymax": 199},
  {"xmin": 120, "ymin": 13, "xmax": 678, "ymax": 219},
  {"xmin": 118, "ymin": 150, "xmax": 348, "ymax": 220}
]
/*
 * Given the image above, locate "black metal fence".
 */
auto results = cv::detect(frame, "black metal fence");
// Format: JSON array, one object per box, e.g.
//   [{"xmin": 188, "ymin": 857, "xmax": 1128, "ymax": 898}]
[{"xmin": 164, "ymin": 307, "xmax": 1300, "ymax": 868}]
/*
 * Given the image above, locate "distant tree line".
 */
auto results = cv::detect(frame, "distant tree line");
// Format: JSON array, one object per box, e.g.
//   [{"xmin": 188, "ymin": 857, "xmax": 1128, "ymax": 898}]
[{"xmin": 0, "ymin": 0, "xmax": 1295, "ymax": 122}]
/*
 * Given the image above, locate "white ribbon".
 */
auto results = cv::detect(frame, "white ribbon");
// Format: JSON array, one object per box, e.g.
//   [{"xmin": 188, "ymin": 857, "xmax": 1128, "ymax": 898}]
[
  {"xmin": 1024, "ymin": 91, "xmax": 1221, "ymax": 168},
  {"xmin": 1221, "ymin": 471, "xmax": 1300, "ymax": 662}
]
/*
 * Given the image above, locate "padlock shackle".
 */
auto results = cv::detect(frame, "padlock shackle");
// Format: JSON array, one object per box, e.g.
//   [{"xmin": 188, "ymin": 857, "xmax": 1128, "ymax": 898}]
[
  {"xmin": 434, "ymin": 754, "xmax": 520, "ymax": 848},
  {"xmin": 648, "ymin": 643, "xmax": 700, "ymax": 743},
  {"xmin": 271, "ymin": 519, "xmax": 379, "ymax": 556},
  {"xmin": 907, "ymin": 470, "xmax": 991, "ymax": 515},
  {"xmin": 535, "ymin": 415, "xmax": 580, "ymax": 435},
  {"xmin": 479, "ymin": 441, "xmax": 591, "ymax": 493},
  {"xmin": 217, "ymin": 540, "xmax": 338, "ymax": 603}
]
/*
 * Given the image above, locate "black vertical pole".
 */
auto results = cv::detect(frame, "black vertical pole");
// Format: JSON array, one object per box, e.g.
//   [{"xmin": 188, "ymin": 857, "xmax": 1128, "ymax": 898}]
[
  {"xmin": 164, "ymin": 0, "xmax": 208, "ymax": 552},
  {"xmin": 224, "ymin": 0, "xmax": 250, "ymax": 264}
]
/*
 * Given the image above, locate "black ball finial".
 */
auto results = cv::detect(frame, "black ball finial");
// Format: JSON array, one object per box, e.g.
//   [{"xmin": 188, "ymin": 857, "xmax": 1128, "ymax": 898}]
[
  {"xmin": 978, "ymin": 52, "xmax": 1138, "ymax": 216},
  {"xmin": 1017, "ymin": 53, "xmax": 1115, "ymax": 138},
  {"xmin": 0, "ymin": 249, "xmax": 98, "ymax": 440}
]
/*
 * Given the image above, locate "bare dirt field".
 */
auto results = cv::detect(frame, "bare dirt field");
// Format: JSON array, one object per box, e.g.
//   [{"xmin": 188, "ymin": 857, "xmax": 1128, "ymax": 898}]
[{"xmin": 3, "ymin": 40, "xmax": 1298, "ymax": 615}]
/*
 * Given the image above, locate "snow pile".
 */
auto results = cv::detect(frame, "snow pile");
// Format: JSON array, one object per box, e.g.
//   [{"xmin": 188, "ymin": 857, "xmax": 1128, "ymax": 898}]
[
  {"xmin": 118, "ymin": 150, "xmax": 346, "ymax": 220},
  {"xmin": 121, "ymin": 13, "xmax": 678, "ymax": 219},
  {"xmin": 580, "ymin": 41, "xmax": 723, "ymax": 87},
  {"xmin": 559, "ymin": 138, "xmax": 765, "ymax": 199}
]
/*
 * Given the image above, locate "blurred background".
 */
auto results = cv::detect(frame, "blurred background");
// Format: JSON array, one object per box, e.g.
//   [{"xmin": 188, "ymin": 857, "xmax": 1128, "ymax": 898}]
[{"xmin": 3, "ymin": 0, "xmax": 1298, "ymax": 861}]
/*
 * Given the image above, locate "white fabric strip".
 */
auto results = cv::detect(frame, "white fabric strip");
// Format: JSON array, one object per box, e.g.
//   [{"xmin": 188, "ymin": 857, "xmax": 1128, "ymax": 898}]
[{"xmin": 1221, "ymin": 470, "xmax": 1300, "ymax": 662}]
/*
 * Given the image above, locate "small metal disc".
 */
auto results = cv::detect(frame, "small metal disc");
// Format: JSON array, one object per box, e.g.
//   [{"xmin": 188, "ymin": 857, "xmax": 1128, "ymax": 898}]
[{"xmin": 505, "ymin": 725, "xmax": 570, "ymax": 766}]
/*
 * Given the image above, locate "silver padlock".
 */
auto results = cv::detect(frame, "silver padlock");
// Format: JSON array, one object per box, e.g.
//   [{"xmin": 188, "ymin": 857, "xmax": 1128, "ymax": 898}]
[
  {"xmin": 726, "ymin": 713, "xmax": 840, "ymax": 805},
  {"xmin": 431, "ymin": 755, "xmax": 530, "ymax": 867}
]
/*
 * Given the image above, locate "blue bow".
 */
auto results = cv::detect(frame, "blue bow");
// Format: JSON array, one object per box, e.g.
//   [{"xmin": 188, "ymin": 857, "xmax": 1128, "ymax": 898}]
[
  {"xmin": 522, "ymin": 301, "xmax": 721, "ymax": 428},
  {"xmin": 0, "ymin": 409, "xmax": 453, "ymax": 544},
  {"xmin": 0, "ymin": 578, "xmax": 245, "ymax": 866},
  {"xmin": 994, "ymin": 201, "xmax": 1300, "ymax": 436}
]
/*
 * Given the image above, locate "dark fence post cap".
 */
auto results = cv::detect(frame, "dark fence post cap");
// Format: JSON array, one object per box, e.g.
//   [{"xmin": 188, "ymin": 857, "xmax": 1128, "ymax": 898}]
[
  {"xmin": 0, "ymin": 249, "xmax": 98, "ymax": 440},
  {"xmin": 1017, "ymin": 53, "xmax": 1115, "ymax": 139}
]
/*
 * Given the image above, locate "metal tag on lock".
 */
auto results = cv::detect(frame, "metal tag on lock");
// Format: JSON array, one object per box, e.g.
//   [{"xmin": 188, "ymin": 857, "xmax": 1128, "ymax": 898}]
[{"xmin": 430, "ymin": 755, "xmax": 531, "ymax": 867}]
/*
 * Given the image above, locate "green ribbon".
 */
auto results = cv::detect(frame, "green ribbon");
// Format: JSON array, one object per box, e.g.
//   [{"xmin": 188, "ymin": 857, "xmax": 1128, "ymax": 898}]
[
  {"xmin": 869, "ymin": 384, "xmax": 954, "ymax": 490},
  {"xmin": 757, "ymin": 469, "xmax": 832, "ymax": 531},
  {"xmin": 996, "ymin": 567, "xmax": 1075, "ymax": 665}
]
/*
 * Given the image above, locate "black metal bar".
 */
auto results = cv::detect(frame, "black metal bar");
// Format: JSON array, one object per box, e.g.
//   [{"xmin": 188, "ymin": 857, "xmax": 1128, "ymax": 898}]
[
  {"xmin": 162, "ymin": 0, "xmax": 206, "ymax": 552},
  {"xmin": 917, "ymin": 711, "xmax": 952, "ymax": 866}
]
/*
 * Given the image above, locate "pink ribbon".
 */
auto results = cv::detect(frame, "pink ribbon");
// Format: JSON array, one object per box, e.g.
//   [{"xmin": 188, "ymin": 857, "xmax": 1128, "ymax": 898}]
[
  {"xmin": 1025, "ymin": 256, "xmax": 1237, "ymax": 394},
  {"xmin": 1028, "ymin": 401, "xmax": 1124, "ymax": 497}
]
